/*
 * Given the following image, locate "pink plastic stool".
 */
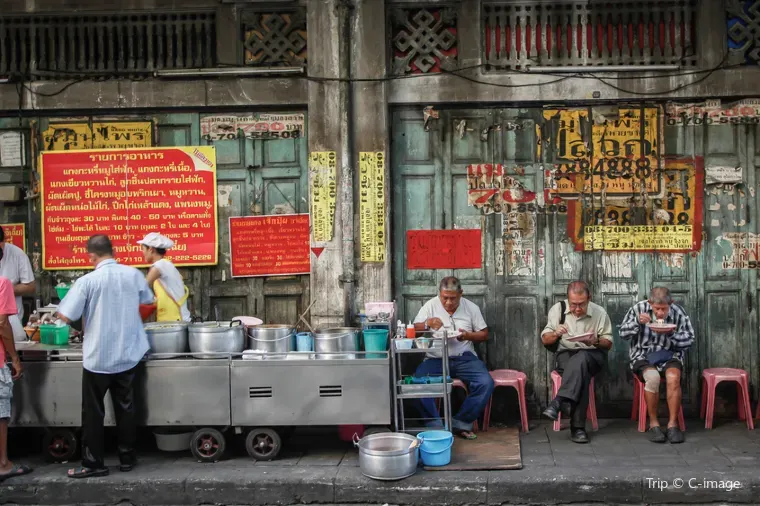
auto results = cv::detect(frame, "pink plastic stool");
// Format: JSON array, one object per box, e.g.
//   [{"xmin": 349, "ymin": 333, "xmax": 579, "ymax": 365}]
[
  {"xmin": 550, "ymin": 370, "xmax": 598, "ymax": 431},
  {"xmin": 632, "ymin": 374, "xmax": 686, "ymax": 432},
  {"xmin": 482, "ymin": 370, "xmax": 529, "ymax": 433},
  {"xmin": 700, "ymin": 368, "xmax": 754, "ymax": 430},
  {"xmin": 435, "ymin": 379, "xmax": 479, "ymax": 431}
]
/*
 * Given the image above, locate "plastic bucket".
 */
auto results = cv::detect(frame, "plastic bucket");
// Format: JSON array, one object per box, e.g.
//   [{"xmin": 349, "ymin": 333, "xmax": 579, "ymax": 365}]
[
  {"xmin": 296, "ymin": 332, "xmax": 314, "ymax": 352},
  {"xmin": 418, "ymin": 430, "xmax": 453, "ymax": 467},
  {"xmin": 363, "ymin": 329, "xmax": 388, "ymax": 358},
  {"xmin": 338, "ymin": 424, "xmax": 364, "ymax": 442},
  {"xmin": 55, "ymin": 286, "xmax": 71, "ymax": 300}
]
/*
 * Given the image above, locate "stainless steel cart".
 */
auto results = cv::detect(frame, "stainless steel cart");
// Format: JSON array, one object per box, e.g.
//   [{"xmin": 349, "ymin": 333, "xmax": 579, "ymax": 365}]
[{"xmin": 391, "ymin": 330, "xmax": 453, "ymax": 433}]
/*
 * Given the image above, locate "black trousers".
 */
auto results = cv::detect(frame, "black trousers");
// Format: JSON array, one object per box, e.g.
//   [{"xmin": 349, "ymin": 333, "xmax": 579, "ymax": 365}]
[
  {"xmin": 554, "ymin": 349, "xmax": 605, "ymax": 430},
  {"xmin": 81, "ymin": 365, "xmax": 139, "ymax": 469}
]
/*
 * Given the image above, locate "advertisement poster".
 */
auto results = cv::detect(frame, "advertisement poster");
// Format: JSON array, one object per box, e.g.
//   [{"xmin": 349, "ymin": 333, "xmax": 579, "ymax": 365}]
[
  {"xmin": 407, "ymin": 230, "xmax": 482, "ymax": 270},
  {"xmin": 40, "ymin": 147, "xmax": 218, "ymax": 270},
  {"xmin": 309, "ymin": 151, "xmax": 337, "ymax": 243},
  {"xmin": 41, "ymin": 122, "xmax": 153, "ymax": 151},
  {"xmin": 359, "ymin": 151, "xmax": 386, "ymax": 262},
  {"xmin": 200, "ymin": 113, "xmax": 305, "ymax": 141},
  {"xmin": 229, "ymin": 214, "xmax": 310, "ymax": 278},
  {"xmin": 1, "ymin": 223, "xmax": 25, "ymax": 251}
]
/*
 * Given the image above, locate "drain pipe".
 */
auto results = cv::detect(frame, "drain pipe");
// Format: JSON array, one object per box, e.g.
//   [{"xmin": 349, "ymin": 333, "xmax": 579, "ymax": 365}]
[{"xmin": 337, "ymin": 0, "xmax": 356, "ymax": 325}]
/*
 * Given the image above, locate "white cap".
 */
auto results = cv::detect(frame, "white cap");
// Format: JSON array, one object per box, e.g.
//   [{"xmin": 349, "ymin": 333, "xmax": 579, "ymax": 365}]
[{"xmin": 137, "ymin": 232, "xmax": 174, "ymax": 250}]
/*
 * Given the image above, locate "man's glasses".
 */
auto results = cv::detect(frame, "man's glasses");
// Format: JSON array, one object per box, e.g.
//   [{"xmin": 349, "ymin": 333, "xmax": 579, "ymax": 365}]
[{"xmin": 569, "ymin": 301, "xmax": 589, "ymax": 309}]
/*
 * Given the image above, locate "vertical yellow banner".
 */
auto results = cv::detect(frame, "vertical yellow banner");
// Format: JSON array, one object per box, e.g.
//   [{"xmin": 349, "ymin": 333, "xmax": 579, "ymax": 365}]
[
  {"xmin": 359, "ymin": 152, "xmax": 386, "ymax": 262},
  {"xmin": 309, "ymin": 151, "xmax": 337, "ymax": 242}
]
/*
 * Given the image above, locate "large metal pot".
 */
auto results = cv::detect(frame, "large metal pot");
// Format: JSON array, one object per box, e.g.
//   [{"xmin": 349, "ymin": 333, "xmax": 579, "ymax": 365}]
[
  {"xmin": 188, "ymin": 321, "xmax": 246, "ymax": 359},
  {"xmin": 314, "ymin": 328, "xmax": 359, "ymax": 360},
  {"xmin": 353, "ymin": 432, "xmax": 421, "ymax": 480},
  {"xmin": 247, "ymin": 325, "xmax": 295, "ymax": 357},
  {"xmin": 144, "ymin": 322, "xmax": 188, "ymax": 359}
]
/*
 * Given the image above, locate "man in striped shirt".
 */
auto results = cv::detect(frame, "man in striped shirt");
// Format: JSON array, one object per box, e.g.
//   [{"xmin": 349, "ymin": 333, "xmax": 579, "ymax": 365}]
[{"xmin": 619, "ymin": 287, "xmax": 695, "ymax": 444}]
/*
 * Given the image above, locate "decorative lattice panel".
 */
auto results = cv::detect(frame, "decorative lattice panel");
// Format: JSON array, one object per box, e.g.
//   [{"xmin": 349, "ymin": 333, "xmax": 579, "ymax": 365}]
[
  {"xmin": 0, "ymin": 12, "xmax": 216, "ymax": 77},
  {"xmin": 242, "ymin": 9, "xmax": 307, "ymax": 66},
  {"xmin": 483, "ymin": 1, "xmax": 697, "ymax": 70},
  {"xmin": 728, "ymin": 0, "xmax": 760, "ymax": 65},
  {"xmin": 390, "ymin": 7, "xmax": 458, "ymax": 74}
]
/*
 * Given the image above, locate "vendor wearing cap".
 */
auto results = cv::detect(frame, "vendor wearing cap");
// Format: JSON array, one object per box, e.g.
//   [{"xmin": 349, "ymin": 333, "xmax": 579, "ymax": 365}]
[{"xmin": 138, "ymin": 233, "xmax": 191, "ymax": 323}]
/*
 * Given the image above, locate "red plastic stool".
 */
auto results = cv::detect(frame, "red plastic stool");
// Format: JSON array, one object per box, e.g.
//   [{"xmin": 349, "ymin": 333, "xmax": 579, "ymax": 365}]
[
  {"xmin": 550, "ymin": 370, "xmax": 598, "ymax": 431},
  {"xmin": 632, "ymin": 374, "xmax": 686, "ymax": 432},
  {"xmin": 700, "ymin": 368, "xmax": 754, "ymax": 430},
  {"xmin": 435, "ymin": 379, "xmax": 479, "ymax": 431},
  {"xmin": 482, "ymin": 370, "xmax": 529, "ymax": 433}
]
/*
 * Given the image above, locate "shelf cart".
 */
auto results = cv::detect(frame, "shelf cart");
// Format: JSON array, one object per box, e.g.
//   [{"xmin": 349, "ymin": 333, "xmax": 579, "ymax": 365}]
[{"xmin": 391, "ymin": 330, "xmax": 452, "ymax": 434}]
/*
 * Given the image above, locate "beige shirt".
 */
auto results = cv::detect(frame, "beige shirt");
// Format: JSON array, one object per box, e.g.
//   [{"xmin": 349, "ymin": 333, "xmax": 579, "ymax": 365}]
[{"xmin": 541, "ymin": 300, "xmax": 613, "ymax": 351}]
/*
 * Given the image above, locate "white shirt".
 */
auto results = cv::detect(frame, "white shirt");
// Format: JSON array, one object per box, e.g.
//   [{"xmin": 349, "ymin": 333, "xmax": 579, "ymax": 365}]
[
  {"xmin": 413, "ymin": 296, "xmax": 488, "ymax": 358},
  {"xmin": 0, "ymin": 243, "xmax": 35, "ymax": 341},
  {"xmin": 152, "ymin": 258, "xmax": 191, "ymax": 322}
]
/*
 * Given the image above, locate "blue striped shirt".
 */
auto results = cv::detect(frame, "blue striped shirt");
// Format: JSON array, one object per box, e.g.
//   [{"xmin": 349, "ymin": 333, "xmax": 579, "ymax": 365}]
[
  {"xmin": 619, "ymin": 300, "xmax": 695, "ymax": 371},
  {"xmin": 57, "ymin": 259, "xmax": 154, "ymax": 374}
]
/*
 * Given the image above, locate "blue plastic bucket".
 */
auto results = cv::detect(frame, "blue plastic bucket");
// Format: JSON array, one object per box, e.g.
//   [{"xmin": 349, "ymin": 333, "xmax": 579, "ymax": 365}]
[
  {"xmin": 296, "ymin": 332, "xmax": 314, "ymax": 352},
  {"xmin": 362, "ymin": 329, "xmax": 388, "ymax": 358},
  {"xmin": 418, "ymin": 430, "xmax": 454, "ymax": 467}
]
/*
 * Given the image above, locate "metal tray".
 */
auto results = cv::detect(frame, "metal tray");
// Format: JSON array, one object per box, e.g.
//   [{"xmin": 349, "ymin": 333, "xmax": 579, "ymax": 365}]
[{"xmin": 397, "ymin": 381, "xmax": 453, "ymax": 395}]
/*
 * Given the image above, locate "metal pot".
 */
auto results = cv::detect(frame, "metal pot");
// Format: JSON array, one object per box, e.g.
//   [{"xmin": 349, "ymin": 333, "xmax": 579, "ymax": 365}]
[
  {"xmin": 144, "ymin": 322, "xmax": 188, "ymax": 359},
  {"xmin": 314, "ymin": 328, "xmax": 359, "ymax": 360},
  {"xmin": 247, "ymin": 325, "xmax": 295, "ymax": 356},
  {"xmin": 353, "ymin": 432, "xmax": 421, "ymax": 480},
  {"xmin": 188, "ymin": 321, "xmax": 246, "ymax": 359}
]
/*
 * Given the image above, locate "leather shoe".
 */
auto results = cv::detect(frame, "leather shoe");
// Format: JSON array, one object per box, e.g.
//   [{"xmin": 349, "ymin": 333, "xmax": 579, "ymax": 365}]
[
  {"xmin": 560, "ymin": 400, "xmax": 573, "ymax": 417},
  {"xmin": 570, "ymin": 428, "xmax": 589, "ymax": 444},
  {"xmin": 542, "ymin": 400, "xmax": 561, "ymax": 420}
]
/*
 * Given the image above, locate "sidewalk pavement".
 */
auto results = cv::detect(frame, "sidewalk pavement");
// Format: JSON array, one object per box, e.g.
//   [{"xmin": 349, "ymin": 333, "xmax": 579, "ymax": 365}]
[{"xmin": 3, "ymin": 419, "xmax": 760, "ymax": 505}]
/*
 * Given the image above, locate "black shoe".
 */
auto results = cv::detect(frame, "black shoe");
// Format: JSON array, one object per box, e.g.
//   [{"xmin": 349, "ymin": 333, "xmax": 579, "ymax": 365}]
[
  {"xmin": 666, "ymin": 426, "xmax": 685, "ymax": 444},
  {"xmin": 542, "ymin": 400, "xmax": 561, "ymax": 420},
  {"xmin": 570, "ymin": 428, "xmax": 589, "ymax": 444},
  {"xmin": 560, "ymin": 400, "xmax": 573, "ymax": 418},
  {"xmin": 648, "ymin": 426, "xmax": 667, "ymax": 443}
]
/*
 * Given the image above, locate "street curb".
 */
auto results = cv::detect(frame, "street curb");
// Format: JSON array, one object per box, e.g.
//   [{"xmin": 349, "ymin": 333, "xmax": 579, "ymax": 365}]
[{"xmin": 2, "ymin": 465, "xmax": 759, "ymax": 505}]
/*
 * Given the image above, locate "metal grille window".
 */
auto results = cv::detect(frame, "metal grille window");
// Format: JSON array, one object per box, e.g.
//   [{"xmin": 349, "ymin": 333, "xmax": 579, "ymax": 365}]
[
  {"xmin": 0, "ymin": 12, "xmax": 217, "ymax": 78},
  {"xmin": 483, "ymin": 1, "xmax": 697, "ymax": 70}
]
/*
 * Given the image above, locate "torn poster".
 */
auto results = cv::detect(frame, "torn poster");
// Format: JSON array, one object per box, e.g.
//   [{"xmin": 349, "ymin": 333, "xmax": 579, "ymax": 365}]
[
  {"xmin": 0, "ymin": 132, "xmax": 24, "ymax": 167},
  {"xmin": 666, "ymin": 99, "xmax": 760, "ymax": 126},
  {"xmin": 406, "ymin": 229, "xmax": 481, "ymax": 270},
  {"xmin": 705, "ymin": 166, "xmax": 743, "ymax": 185},
  {"xmin": 719, "ymin": 232, "xmax": 760, "ymax": 269},
  {"xmin": 309, "ymin": 151, "xmax": 337, "ymax": 243},
  {"xmin": 467, "ymin": 164, "xmax": 537, "ymax": 214},
  {"xmin": 200, "ymin": 113, "xmax": 304, "ymax": 141}
]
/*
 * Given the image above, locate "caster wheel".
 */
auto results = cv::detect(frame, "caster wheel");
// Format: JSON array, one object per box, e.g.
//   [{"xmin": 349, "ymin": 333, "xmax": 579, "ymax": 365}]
[
  {"xmin": 362, "ymin": 426, "xmax": 391, "ymax": 437},
  {"xmin": 245, "ymin": 428, "xmax": 282, "ymax": 461},
  {"xmin": 190, "ymin": 428, "xmax": 226, "ymax": 463},
  {"xmin": 42, "ymin": 429, "xmax": 79, "ymax": 463}
]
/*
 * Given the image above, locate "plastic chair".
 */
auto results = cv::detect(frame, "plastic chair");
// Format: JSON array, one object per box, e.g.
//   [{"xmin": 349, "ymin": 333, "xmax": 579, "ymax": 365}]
[
  {"xmin": 632, "ymin": 374, "xmax": 686, "ymax": 432},
  {"xmin": 482, "ymin": 370, "xmax": 529, "ymax": 433},
  {"xmin": 550, "ymin": 370, "xmax": 598, "ymax": 431},
  {"xmin": 435, "ymin": 379, "xmax": 479, "ymax": 431},
  {"xmin": 700, "ymin": 368, "xmax": 754, "ymax": 430}
]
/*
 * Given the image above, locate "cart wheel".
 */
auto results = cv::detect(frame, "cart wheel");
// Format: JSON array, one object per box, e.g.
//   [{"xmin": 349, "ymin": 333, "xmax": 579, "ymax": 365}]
[
  {"xmin": 245, "ymin": 428, "xmax": 282, "ymax": 461},
  {"xmin": 42, "ymin": 429, "xmax": 79, "ymax": 463},
  {"xmin": 190, "ymin": 428, "xmax": 226, "ymax": 463}
]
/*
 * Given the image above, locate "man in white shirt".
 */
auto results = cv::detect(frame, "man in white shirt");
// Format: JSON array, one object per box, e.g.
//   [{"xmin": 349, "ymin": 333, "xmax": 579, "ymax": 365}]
[
  {"xmin": 412, "ymin": 277, "xmax": 494, "ymax": 440},
  {"xmin": 0, "ymin": 229, "xmax": 35, "ymax": 341}
]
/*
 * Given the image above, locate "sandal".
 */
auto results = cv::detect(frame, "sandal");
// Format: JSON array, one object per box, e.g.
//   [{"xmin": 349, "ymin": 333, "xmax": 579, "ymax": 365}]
[
  {"xmin": 666, "ymin": 426, "xmax": 685, "ymax": 444},
  {"xmin": 67, "ymin": 467, "xmax": 109, "ymax": 479},
  {"xmin": 454, "ymin": 429, "xmax": 477, "ymax": 440},
  {"xmin": 0, "ymin": 464, "xmax": 32, "ymax": 483},
  {"xmin": 648, "ymin": 426, "xmax": 667, "ymax": 443}
]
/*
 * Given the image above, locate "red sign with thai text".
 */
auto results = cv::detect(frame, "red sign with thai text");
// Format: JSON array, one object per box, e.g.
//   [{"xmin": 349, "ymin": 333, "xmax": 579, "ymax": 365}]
[
  {"xmin": 40, "ymin": 147, "xmax": 218, "ymax": 270},
  {"xmin": 1, "ymin": 223, "xmax": 25, "ymax": 252},
  {"xmin": 229, "ymin": 214, "xmax": 311, "ymax": 278},
  {"xmin": 406, "ymin": 229, "xmax": 482, "ymax": 269}
]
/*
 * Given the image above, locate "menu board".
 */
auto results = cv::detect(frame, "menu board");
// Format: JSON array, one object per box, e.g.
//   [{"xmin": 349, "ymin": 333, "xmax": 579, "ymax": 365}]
[
  {"xmin": 1, "ymin": 223, "xmax": 25, "ymax": 251},
  {"xmin": 40, "ymin": 147, "xmax": 218, "ymax": 270},
  {"xmin": 229, "ymin": 214, "xmax": 310, "ymax": 278}
]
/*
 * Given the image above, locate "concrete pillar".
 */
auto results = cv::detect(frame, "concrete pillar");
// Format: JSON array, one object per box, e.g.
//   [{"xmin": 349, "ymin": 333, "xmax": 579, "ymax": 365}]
[
  {"xmin": 307, "ymin": 0, "xmax": 353, "ymax": 329},
  {"xmin": 351, "ymin": 0, "xmax": 392, "ymax": 310}
]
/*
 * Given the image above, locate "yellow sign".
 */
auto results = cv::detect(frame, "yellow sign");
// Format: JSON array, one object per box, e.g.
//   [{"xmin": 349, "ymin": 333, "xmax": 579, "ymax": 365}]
[
  {"xmin": 359, "ymin": 152, "xmax": 386, "ymax": 262},
  {"xmin": 309, "ymin": 151, "xmax": 337, "ymax": 243},
  {"xmin": 42, "ymin": 122, "xmax": 153, "ymax": 151},
  {"xmin": 544, "ymin": 107, "xmax": 661, "ymax": 195},
  {"xmin": 583, "ymin": 225, "xmax": 693, "ymax": 250}
]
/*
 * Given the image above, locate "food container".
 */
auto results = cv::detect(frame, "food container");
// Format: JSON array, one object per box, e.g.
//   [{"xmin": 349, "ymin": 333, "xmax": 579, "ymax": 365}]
[
  {"xmin": 353, "ymin": 432, "xmax": 421, "ymax": 481},
  {"xmin": 188, "ymin": 321, "xmax": 246, "ymax": 359},
  {"xmin": 233, "ymin": 316, "xmax": 264, "ymax": 328},
  {"xmin": 415, "ymin": 338, "xmax": 432, "ymax": 349},
  {"xmin": 144, "ymin": 322, "xmax": 189, "ymax": 359},
  {"xmin": 40, "ymin": 324, "xmax": 70, "ymax": 346},
  {"xmin": 247, "ymin": 325, "xmax": 295, "ymax": 354},
  {"xmin": 153, "ymin": 428, "xmax": 193, "ymax": 452},
  {"xmin": 55, "ymin": 285, "xmax": 72, "ymax": 301},
  {"xmin": 314, "ymin": 328, "xmax": 359, "ymax": 359},
  {"xmin": 394, "ymin": 338, "xmax": 414, "ymax": 350}
]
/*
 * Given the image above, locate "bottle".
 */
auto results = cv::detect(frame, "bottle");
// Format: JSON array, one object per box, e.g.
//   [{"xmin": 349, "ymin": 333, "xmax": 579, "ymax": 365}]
[
  {"xmin": 406, "ymin": 321, "xmax": 415, "ymax": 339},
  {"xmin": 396, "ymin": 320, "xmax": 405, "ymax": 339}
]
